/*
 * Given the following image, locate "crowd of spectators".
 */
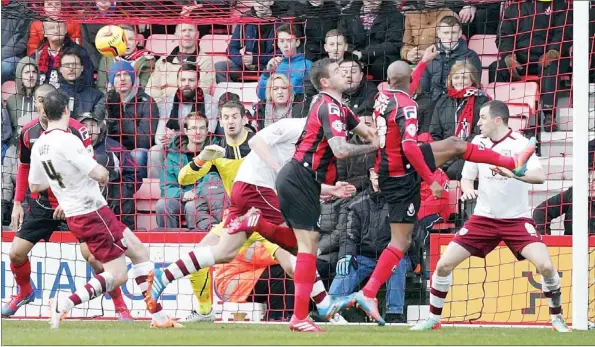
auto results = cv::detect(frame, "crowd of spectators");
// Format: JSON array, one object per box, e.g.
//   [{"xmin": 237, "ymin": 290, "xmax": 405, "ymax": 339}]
[{"xmin": 1, "ymin": 0, "xmax": 592, "ymax": 322}]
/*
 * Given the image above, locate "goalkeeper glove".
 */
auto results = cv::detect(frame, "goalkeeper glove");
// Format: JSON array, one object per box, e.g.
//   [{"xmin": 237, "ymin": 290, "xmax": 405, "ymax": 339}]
[
  {"xmin": 194, "ymin": 145, "xmax": 226, "ymax": 166},
  {"xmin": 336, "ymin": 255, "xmax": 357, "ymax": 276}
]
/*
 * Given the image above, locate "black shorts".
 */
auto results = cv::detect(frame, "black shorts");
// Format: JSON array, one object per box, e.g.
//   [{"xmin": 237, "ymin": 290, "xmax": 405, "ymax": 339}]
[
  {"xmin": 380, "ymin": 144, "xmax": 436, "ymax": 224},
  {"xmin": 276, "ymin": 159, "xmax": 322, "ymax": 232},
  {"xmin": 16, "ymin": 201, "xmax": 63, "ymax": 244}
]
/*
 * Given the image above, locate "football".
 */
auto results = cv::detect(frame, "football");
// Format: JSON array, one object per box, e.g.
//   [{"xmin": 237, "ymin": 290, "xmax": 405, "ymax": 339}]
[{"xmin": 95, "ymin": 25, "xmax": 128, "ymax": 57}]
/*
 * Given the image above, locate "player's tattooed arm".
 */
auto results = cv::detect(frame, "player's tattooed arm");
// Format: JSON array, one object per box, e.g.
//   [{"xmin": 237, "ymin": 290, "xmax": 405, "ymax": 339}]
[{"xmin": 328, "ymin": 136, "xmax": 378, "ymax": 159}]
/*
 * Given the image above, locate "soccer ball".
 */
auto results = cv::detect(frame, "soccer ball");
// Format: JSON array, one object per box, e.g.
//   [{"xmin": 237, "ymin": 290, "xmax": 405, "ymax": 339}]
[{"xmin": 95, "ymin": 25, "xmax": 128, "ymax": 58}]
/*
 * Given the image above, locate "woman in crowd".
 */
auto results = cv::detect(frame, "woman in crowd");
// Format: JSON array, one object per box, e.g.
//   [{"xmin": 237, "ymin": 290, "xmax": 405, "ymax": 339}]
[{"xmin": 430, "ymin": 60, "xmax": 490, "ymax": 180}]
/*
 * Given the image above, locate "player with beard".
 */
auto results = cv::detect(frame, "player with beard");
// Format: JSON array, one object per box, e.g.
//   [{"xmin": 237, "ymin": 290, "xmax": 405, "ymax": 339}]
[{"xmin": 349, "ymin": 59, "xmax": 537, "ymax": 325}]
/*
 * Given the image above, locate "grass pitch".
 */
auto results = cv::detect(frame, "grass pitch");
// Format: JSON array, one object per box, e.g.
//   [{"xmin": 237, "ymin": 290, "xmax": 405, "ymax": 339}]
[{"xmin": 1, "ymin": 320, "xmax": 593, "ymax": 345}]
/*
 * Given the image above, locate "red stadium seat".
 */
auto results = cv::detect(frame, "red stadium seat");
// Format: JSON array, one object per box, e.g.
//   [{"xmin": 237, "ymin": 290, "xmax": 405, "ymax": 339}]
[
  {"xmin": 136, "ymin": 213, "xmax": 158, "ymax": 231},
  {"xmin": 485, "ymin": 81, "xmax": 539, "ymax": 114},
  {"xmin": 200, "ymin": 34, "xmax": 231, "ymax": 55},
  {"xmin": 2, "ymin": 81, "xmax": 16, "ymax": 104},
  {"xmin": 468, "ymin": 35, "xmax": 498, "ymax": 68},
  {"xmin": 145, "ymin": 34, "xmax": 178, "ymax": 56},
  {"xmin": 213, "ymin": 82, "xmax": 259, "ymax": 106},
  {"xmin": 506, "ymin": 104, "xmax": 531, "ymax": 132},
  {"xmin": 432, "ymin": 180, "xmax": 461, "ymax": 231},
  {"xmin": 134, "ymin": 178, "xmax": 161, "ymax": 212}
]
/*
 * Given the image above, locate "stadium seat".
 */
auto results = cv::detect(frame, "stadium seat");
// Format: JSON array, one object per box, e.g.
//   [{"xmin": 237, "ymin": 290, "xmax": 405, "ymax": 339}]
[
  {"xmin": 134, "ymin": 178, "xmax": 161, "ymax": 212},
  {"xmin": 213, "ymin": 82, "xmax": 259, "ymax": 106},
  {"xmin": 238, "ymin": 72, "xmax": 260, "ymax": 82},
  {"xmin": 145, "ymin": 34, "xmax": 179, "ymax": 56},
  {"xmin": 481, "ymin": 69, "xmax": 490, "ymax": 87},
  {"xmin": 136, "ymin": 213, "xmax": 158, "ymax": 232},
  {"xmin": 200, "ymin": 34, "xmax": 231, "ymax": 55},
  {"xmin": 432, "ymin": 180, "xmax": 461, "ymax": 231},
  {"xmin": 506, "ymin": 104, "xmax": 531, "ymax": 132},
  {"xmin": 485, "ymin": 81, "xmax": 539, "ymax": 114},
  {"xmin": 468, "ymin": 34, "xmax": 498, "ymax": 68},
  {"xmin": 2, "ymin": 81, "xmax": 16, "ymax": 104}
]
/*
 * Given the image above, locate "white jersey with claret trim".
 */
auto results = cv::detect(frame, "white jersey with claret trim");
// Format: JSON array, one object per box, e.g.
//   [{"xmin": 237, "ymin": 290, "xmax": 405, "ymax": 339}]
[
  {"xmin": 29, "ymin": 129, "xmax": 107, "ymax": 218},
  {"xmin": 461, "ymin": 130, "xmax": 542, "ymax": 219},
  {"xmin": 234, "ymin": 118, "xmax": 308, "ymax": 189}
]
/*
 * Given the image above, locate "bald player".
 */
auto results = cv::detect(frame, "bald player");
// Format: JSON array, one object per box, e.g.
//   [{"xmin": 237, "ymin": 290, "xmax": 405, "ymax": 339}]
[{"xmin": 349, "ymin": 55, "xmax": 538, "ymax": 325}]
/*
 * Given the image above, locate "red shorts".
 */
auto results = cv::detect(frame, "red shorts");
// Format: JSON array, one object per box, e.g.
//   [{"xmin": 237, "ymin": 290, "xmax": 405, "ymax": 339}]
[
  {"xmin": 226, "ymin": 181, "xmax": 285, "ymax": 226},
  {"xmin": 66, "ymin": 206, "xmax": 128, "ymax": 263},
  {"xmin": 452, "ymin": 215, "xmax": 543, "ymax": 260}
]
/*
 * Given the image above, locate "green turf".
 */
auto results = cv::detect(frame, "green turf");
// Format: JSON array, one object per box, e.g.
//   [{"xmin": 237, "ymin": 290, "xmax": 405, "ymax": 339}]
[{"xmin": 2, "ymin": 320, "xmax": 593, "ymax": 345}]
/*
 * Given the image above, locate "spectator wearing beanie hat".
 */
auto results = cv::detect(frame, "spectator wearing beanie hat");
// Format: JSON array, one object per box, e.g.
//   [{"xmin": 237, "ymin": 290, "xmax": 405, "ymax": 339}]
[{"xmin": 106, "ymin": 60, "xmax": 160, "ymax": 179}]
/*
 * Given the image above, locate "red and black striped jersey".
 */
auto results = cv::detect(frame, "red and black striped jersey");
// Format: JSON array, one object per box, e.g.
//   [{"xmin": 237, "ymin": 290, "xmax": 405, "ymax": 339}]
[
  {"xmin": 293, "ymin": 92, "xmax": 360, "ymax": 185},
  {"xmin": 374, "ymin": 89, "xmax": 420, "ymax": 177},
  {"xmin": 17, "ymin": 118, "xmax": 92, "ymax": 208}
]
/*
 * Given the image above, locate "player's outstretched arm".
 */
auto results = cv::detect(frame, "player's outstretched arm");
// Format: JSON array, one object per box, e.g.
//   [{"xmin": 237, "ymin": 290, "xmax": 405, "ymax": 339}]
[{"xmin": 328, "ymin": 136, "xmax": 378, "ymax": 160}]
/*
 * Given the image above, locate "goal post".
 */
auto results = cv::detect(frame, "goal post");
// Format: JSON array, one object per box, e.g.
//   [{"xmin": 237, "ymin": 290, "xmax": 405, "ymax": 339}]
[{"xmin": 572, "ymin": 0, "xmax": 591, "ymax": 331}]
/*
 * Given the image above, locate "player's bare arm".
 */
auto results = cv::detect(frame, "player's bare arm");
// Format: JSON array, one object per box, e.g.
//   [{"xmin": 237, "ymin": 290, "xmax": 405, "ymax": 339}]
[
  {"xmin": 327, "ymin": 136, "xmax": 378, "ymax": 159},
  {"xmin": 460, "ymin": 178, "xmax": 479, "ymax": 201},
  {"xmin": 248, "ymin": 134, "xmax": 282, "ymax": 172}
]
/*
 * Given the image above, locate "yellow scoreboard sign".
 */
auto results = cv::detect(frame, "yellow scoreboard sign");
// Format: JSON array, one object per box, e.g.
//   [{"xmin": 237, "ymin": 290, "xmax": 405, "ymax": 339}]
[{"xmin": 430, "ymin": 235, "xmax": 595, "ymax": 324}]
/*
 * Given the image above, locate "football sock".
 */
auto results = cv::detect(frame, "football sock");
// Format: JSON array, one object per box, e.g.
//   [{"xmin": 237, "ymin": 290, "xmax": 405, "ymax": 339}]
[
  {"xmin": 132, "ymin": 261, "xmax": 168, "ymax": 324},
  {"xmin": 362, "ymin": 246, "xmax": 403, "ymax": 298},
  {"xmin": 162, "ymin": 247, "xmax": 215, "ymax": 286},
  {"xmin": 94, "ymin": 266, "xmax": 126, "ymax": 309},
  {"xmin": 65, "ymin": 273, "xmax": 115, "ymax": 312},
  {"xmin": 541, "ymin": 272, "xmax": 562, "ymax": 321},
  {"xmin": 189, "ymin": 268, "xmax": 212, "ymax": 315},
  {"xmin": 254, "ymin": 218, "xmax": 298, "ymax": 253},
  {"xmin": 289, "ymin": 254, "xmax": 330, "ymax": 309},
  {"xmin": 428, "ymin": 273, "xmax": 452, "ymax": 321},
  {"xmin": 293, "ymin": 252, "xmax": 317, "ymax": 320},
  {"xmin": 462, "ymin": 143, "xmax": 515, "ymax": 171},
  {"xmin": 11, "ymin": 257, "xmax": 33, "ymax": 295}
]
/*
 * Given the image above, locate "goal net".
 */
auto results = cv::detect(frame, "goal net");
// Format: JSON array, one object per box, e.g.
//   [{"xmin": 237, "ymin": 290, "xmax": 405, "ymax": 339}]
[{"xmin": 0, "ymin": 0, "xmax": 593, "ymax": 328}]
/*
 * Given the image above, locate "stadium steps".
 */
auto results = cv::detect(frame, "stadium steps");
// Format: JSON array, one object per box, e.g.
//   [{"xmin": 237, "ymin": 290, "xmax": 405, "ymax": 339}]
[
  {"xmin": 540, "ymin": 156, "xmax": 573, "ymax": 180},
  {"xmin": 539, "ymin": 131, "xmax": 595, "ymax": 158}
]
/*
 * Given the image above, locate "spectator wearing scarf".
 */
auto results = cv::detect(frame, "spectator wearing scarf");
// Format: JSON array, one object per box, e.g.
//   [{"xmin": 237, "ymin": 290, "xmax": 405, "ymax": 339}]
[{"xmin": 429, "ymin": 60, "xmax": 490, "ymax": 179}]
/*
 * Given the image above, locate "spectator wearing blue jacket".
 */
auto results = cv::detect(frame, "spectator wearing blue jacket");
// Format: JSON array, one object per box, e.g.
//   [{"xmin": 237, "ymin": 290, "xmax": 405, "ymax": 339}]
[
  {"xmin": 257, "ymin": 24, "xmax": 312, "ymax": 101},
  {"xmin": 215, "ymin": 1, "xmax": 292, "ymax": 83}
]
